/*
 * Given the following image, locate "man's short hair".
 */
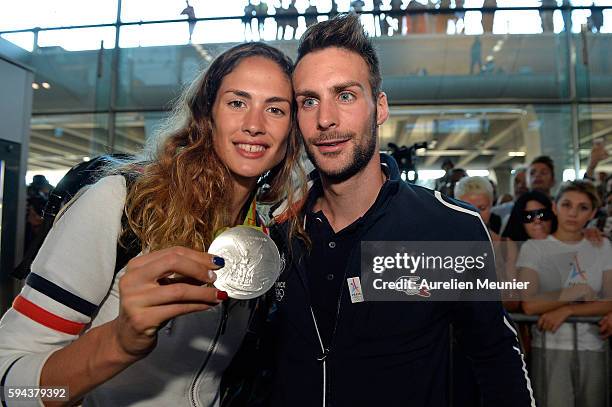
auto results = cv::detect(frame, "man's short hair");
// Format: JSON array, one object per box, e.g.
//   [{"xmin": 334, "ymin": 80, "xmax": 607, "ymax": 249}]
[
  {"xmin": 296, "ymin": 13, "xmax": 382, "ymax": 99},
  {"xmin": 529, "ymin": 155, "xmax": 555, "ymax": 177},
  {"xmin": 455, "ymin": 176, "xmax": 494, "ymax": 202}
]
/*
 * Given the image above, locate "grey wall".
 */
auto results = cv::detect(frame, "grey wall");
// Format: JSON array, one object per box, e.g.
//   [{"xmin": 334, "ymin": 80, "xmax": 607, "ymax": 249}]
[{"xmin": 0, "ymin": 55, "xmax": 33, "ymax": 309}]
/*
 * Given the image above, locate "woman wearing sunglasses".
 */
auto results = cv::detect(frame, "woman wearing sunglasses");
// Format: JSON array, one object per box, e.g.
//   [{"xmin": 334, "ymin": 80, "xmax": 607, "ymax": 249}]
[
  {"xmin": 502, "ymin": 190, "xmax": 557, "ymax": 304},
  {"xmin": 517, "ymin": 181, "xmax": 612, "ymax": 407}
]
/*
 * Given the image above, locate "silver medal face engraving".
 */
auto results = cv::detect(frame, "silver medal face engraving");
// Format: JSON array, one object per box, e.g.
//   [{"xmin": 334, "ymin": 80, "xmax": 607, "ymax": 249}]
[{"xmin": 210, "ymin": 226, "xmax": 281, "ymax": 299}]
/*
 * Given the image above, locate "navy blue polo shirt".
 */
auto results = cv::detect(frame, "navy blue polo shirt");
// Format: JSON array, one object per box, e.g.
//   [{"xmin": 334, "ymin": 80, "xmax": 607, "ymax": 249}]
[
  {"xmin": 304, "ymin": 169, "xmax": 391, "ymax": 347},
  {"xmin": 305, "ymin": 206, "xmax": 362, "ymax": 347}
]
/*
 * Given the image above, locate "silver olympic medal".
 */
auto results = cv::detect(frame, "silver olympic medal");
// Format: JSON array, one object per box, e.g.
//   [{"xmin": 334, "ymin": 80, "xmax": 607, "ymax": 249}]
[{"xmin": 209, "ymin": 226, "xmax": 281, "ymax": 300}]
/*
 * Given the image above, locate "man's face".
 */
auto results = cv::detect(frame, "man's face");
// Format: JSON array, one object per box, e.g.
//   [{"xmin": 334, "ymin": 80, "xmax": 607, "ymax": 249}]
[
  {"xmin": 527, "ymin": 162, "xmax": 554, "ymax": 194},
  {"xmin": 293, "ymin": 47, "xmax": 389, "ymax": 181},
  {"xmin": 513, "ymin": 170, "xmax": 528, "ymax": 198},
  {"xmin": 459, "ymin": 193, "xmax": 492, "ymax": 225}
]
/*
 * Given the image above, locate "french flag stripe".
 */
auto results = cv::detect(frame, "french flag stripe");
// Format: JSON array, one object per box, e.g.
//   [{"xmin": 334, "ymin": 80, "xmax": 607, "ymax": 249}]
[
  {"xmin": 26, "ymin": 273, "xmax": 97, "ymax": 317},
  {"xmin": 12, "ymin": 296, "xmax": 86, "ymax": 335}
]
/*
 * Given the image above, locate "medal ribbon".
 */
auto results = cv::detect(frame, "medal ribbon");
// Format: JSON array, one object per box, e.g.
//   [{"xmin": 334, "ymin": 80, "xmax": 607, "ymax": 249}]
[{"xmin": 214, "ymin": 197, "xmax": 269, "ymax": 239}]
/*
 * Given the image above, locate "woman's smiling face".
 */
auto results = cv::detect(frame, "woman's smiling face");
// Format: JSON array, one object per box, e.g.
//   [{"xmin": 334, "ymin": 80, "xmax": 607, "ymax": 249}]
[{"xmin": 212, "ymin": 56, "xmax": 293, "ymax": 183}]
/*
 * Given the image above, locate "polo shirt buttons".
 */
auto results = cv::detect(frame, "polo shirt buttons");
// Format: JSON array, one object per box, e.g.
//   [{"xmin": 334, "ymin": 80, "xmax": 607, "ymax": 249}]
[
  {"xmin": 328, "ymin": 241, "xmax": 336, "ymax": 249},
  {"xmin": 326, "ymin": 274, "xmax": 334, "ymax": 281}
]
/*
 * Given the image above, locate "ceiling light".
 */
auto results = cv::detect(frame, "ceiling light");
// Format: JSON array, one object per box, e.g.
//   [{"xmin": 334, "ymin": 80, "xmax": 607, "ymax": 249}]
[
  {"xmin": 508, "ymin": 151, "xmax": 526, "ymax": 157},
  {"xmin": 31, "ymin": 83, "xmax": 40, "ymax": 89},
  {"xmin": 42, "ymin": 82, "xmax": 51, "ymax": 89}
]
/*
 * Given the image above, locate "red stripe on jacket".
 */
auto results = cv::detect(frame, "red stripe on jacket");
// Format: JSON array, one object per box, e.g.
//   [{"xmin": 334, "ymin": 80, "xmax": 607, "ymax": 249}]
[{"xmin": 13, "ymin": 295, "xmax": 86, "ymax": 335}]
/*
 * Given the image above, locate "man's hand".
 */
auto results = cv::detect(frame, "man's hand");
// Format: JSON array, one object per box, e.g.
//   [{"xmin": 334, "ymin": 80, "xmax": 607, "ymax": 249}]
[{"xmin": 537, "ymin": 306, "xmax": 572, "ymax": 333}]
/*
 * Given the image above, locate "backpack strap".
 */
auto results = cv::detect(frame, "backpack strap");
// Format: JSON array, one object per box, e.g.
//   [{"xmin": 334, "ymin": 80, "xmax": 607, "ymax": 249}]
[
  {"xmin": 13, "ymin": 165, "xmax": 141, "ymax": 280},
  {"xmin": 114, "ymin": 171, "xmax": 141, "ymax": 276}
]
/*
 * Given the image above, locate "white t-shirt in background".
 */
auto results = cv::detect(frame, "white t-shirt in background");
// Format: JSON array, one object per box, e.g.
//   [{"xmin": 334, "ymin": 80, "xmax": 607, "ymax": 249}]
[{"xmin": 516, "ymin": 235, "xmax": 612, "ymax": 351}]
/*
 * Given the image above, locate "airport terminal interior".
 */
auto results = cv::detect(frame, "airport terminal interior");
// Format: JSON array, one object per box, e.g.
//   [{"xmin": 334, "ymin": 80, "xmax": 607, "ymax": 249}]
[{"xmin": 0, "ymin": 0, "xmax": 611, "ymax": 405}]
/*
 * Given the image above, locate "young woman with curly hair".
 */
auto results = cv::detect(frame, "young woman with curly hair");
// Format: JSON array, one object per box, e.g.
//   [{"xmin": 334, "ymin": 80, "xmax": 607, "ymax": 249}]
[{"xmin": 0, "ymin": 42, "xmax": 305, "ymax": 406}]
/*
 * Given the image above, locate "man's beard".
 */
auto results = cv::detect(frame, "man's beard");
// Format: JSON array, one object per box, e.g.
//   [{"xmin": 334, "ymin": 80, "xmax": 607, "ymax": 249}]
[{"xmin": 304, "ymin": 114, "xmax": 378, "ymax": 183}]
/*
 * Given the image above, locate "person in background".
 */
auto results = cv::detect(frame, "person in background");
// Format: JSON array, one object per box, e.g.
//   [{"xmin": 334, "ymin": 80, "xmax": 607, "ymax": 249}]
[
  {"xmin": 286, "ymin": 0, "xmax": 300, "ymax": 38},
  {"xmin": 583, "ymin": 138, "xmax": 609, "ymax": 199},
  {"xmin": 502, "ymin": 190, "xmax": 557, "ymax": 294},
  {"xmin": 350, "ymin": 0, "xmax": 365, "ymax": 13},
  {"xmin": 590, "ymin": 191, "xmax": 612, "ymax": 240},
  {"xmin": 443, "ymin": 167, "xmax": 467, "ymax": 197},
  {"xmin": 495, "ymin": 155, "xmax": 556, "ymax": 237},
  {"xmin": 527, "ymin": 155, "xmax": 556, "ymax": 197},
  {"xmin": 255, "ymin": 1, "xmax": 269, "ymax": 38},
  {"xmin": 455, "ymin": 176, "xmax": 515, "ymax": 314},
  {"xmin": 589, "ymin": 5, "xmax": 603, "ymax": 32},
  {"xmin": 489, "ymin": 178, "xmax": 498, "ymax": 206},
  {"xmin": 497, "ymin": 193, "xmax": 514, "ymax": 205},
  {"xmin": 243, "ymin": 1, "xmax": 257, "ymax": 39},
  {"xmin": 492, "ymin": 167, "xmax": 528, "ymax": 233},
  {"xmin": 470, "ymin": 36, "xmax": 482, "ymax": 74},
  {"xmin": 434, "ymin": 157, "xmax": 454, "ymax": 191},
  {"xmin": 455, "ymin": 176, "xmax": 500, "ymax": 240},
  {"xmin": 27, "ymin": 174, "xmax": 53, "ymax": 199},
  {"xmin": 305, "ymin": 0, "xmax": 319, "ymax": 28},
  {"xmin": 373, "ymin": 0, "xmax": 387, "ymax": 36},
  {"xmin": 540, "ymin": 0, "xmax": 556, "ymax": 32},
  {"xmin": 454, "ymin": 0, "xmax": 465, "ymax": 33},
  {"xmin": 275, "ymin": 2, "xmax": 290, "ymax": 40},
  {"xmin": 406, "ymin": 0, "xmax": 428, "ymax": 33},
  {"xmin": 481, "ymin": 0, "xmax": 496, "ymax": 33},
  {"xmin": 329, "ymin": 0, "xmax": 339, "ymax": 18},
  {"xmin": 180, "ymin": 0, "xmax": 196, "ymax": 43},
  {"xmin": 24, "ymin": 175, "xmax": 54, "ymax": 254},
  {"xmin": 513, "ymin": 166, "xmax": 529, "ymax": 198},
  {"xmin": 390, "ymin": 0, "xmax": 404, "ymax": 35},
  {"xmin": 518, "ymin": 181, "xmax": 612, "ymax": 407},
  {"xmin": 435, "ymin": 0, "xmax": 453, "ymax": 34}
]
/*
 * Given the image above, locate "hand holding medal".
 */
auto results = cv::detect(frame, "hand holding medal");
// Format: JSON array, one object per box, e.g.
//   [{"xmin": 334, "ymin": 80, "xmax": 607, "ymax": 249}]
[{"xmin": 209, "ymin": 225, "xmax": 282, "ymax": 299}]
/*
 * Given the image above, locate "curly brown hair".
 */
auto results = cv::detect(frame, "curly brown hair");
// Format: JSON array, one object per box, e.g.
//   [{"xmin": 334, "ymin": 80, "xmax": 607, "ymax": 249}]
[{"xmin": 115, "ymin": 42, "xmax": 306, "ymax": 252}]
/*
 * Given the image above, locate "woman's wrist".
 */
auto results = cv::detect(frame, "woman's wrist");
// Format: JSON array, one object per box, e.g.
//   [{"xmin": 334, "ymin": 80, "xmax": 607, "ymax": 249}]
[{"xmin": 96, "ymin": 321, "xmax": 144, "ymax": 372}]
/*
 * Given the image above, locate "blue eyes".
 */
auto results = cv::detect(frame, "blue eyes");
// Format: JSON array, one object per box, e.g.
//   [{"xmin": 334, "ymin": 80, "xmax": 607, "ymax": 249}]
[
  {"xmin": 302, "ymin": 99, "xmax": 318, "ymax": 108},
  {"xmin": 339, "ymin": 92, "xmax": 355, "ymax": 102},
  {"xmin": 300, "ymin": 92, "xmax": 356, "ymax": 109}
]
